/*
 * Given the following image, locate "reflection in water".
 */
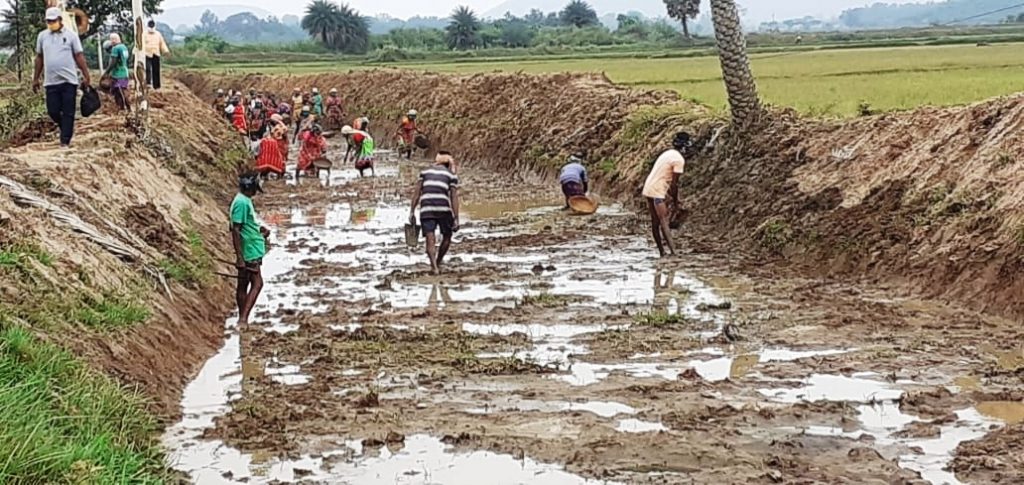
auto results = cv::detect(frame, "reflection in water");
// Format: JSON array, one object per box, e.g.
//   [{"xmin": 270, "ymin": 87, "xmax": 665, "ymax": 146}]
[
  {"xmin": 427, "ymin": 283, "xmax": 453, "ymax": 311},
  {"xmin": 350, "ymin": 207, "xmax": 376, "ymax": 225}
]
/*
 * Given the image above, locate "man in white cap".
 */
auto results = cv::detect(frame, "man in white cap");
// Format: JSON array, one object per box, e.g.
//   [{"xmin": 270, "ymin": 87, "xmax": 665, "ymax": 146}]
[{"xmin": 32, "ymin": 7, "xmax": 91, "ymax": 149}]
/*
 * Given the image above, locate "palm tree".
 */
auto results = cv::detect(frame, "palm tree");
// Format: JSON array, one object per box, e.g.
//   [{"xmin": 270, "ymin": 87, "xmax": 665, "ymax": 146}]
[
  {"xmin": 559, "ymin": 0, "xmax": 599, "ymax": 28},
  {"xmin": 710, "ymin": 0, "xmax": 760, "ymax": 126},
  {"xmin": 302, "ymin": 0, "xmax": 340, "ymax": 45},
  {"xmin": 330, "ymin": 3, "xmax": 370, "ymax": 54},
  {"xmin": 446, "ymin": 6, "xmax": 480, "ymax": 50},
  {"xmin": 664, "ymin": 0, "xmax": 700, "ymax": 38}
]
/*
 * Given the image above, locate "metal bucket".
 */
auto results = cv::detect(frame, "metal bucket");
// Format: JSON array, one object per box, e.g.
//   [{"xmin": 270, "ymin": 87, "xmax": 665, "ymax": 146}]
[{"xmin": 404, "ymin": 222, "xmax": 420, "ymax": 247}]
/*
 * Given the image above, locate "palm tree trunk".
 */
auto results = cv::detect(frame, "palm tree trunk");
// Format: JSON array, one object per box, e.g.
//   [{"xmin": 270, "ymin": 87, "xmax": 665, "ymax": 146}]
[
  {"xmin": 681, "ymin": 18, "xmax": 689, "ymax": 38},
  {"xmin": 710, "ymin": 0, "xmax": 760, "ymax": 126}
]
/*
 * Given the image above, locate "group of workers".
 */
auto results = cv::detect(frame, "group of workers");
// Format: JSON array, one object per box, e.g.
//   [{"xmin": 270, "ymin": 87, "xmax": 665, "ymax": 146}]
[
  {"xmin": 212, "ymin": 87, "xmax": 426, "ymax": 181},
  {"xmin": 230, "ymin": 108, "xmax": 692, "ymax": 324}
]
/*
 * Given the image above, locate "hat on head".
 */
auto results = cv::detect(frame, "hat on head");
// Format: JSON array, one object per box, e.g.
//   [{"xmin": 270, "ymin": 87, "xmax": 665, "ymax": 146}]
[{"xmin": 45, "ymin": 7, "xmax": 61, "ymax": 21}]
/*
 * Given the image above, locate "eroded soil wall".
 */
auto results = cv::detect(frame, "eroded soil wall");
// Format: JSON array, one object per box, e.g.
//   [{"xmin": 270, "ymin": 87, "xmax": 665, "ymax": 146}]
[
  {"xmin": 0, "ymin": 81, "xmax": 243, "ymax": 418},
  {"xmin": 177, "ymin": 69, "xmax": 1024, "ymax": 318}
]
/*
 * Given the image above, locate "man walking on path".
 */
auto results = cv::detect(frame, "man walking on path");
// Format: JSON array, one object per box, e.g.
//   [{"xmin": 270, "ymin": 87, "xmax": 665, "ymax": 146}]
[
  {"xmin": 33, "ymin": 7, "xmax": 91, "ymax": 149},
  {"xmin": 410, "ymin": 152, "xmax": 460, "ymax": 274},
  {"xmin": 106, "ymin": 33, "xmax": 131, "ymax": 112},
  {"xmin": 642, "ymin": 132, "xmax": 691, "ymax": 258},
  {"xmin": 143, "ymin": 20, "xmax": 170, "ymax": 90},
  {"xmin": 231, "ymin": 172, "xmax": 270, "ymax": 325}
]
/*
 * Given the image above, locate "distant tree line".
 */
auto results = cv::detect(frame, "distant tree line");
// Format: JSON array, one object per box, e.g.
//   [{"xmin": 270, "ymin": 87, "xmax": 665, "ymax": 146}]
[
  {"xmin": 295, "ymin": 0, "xmax": 691, "ymax": 54},
  {"xmin": 193, "ymin": 10, "xmax": 308, "ymax": 45}
]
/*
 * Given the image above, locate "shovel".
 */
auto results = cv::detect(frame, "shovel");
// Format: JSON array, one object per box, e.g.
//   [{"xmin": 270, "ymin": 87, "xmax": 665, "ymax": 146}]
[{"xmin": 404, "ymin": 218, "xmax": 420, "ymax": 248}]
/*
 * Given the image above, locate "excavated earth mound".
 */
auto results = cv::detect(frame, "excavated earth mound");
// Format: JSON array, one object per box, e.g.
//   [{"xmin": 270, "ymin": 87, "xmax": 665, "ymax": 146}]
[{"xmin": 0, "ymin": 81, "xmax": 242, "ymax": 417}]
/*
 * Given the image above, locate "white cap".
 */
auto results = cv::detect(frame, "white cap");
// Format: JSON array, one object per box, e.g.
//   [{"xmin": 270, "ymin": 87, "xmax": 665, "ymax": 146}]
[{"xmin": 45, "ymin": 7, "xmax": 61, "ymax": 21}]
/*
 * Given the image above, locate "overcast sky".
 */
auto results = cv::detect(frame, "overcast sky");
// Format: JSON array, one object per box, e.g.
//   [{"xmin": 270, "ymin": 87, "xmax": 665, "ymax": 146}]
[{"xmin": 159, "ymin": 0, "xmax": 505, "ymax": 18}]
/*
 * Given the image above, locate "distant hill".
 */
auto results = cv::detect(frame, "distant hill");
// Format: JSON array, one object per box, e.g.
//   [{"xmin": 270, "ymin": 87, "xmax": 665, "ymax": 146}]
[
  {"xmin": 839, "ymin": 0, "xmax": 1024, "ymax": 28},
  {"xmin": 157, "ymin": 5, "xmax": 274, "ymax": 30}
]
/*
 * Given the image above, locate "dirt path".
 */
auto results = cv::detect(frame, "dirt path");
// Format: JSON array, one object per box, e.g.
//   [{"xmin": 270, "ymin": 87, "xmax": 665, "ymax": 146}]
[{"xmin": 162, "ymin": 138, "xmax": 1024, "ymax": 483}]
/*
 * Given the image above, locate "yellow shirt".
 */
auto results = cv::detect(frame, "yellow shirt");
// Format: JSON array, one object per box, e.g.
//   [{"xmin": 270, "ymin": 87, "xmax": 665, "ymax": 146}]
[{"xmin": 142, "ymin": 30, "xmax": 169, "ymax": 57}]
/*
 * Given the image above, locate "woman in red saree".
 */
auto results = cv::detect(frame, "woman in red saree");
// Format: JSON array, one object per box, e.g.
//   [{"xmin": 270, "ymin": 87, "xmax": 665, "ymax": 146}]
[
  {"xmin": 297, "ymin": 124, "xmax": 327, "ymax": 179},
  {"xmin": 269, "ymin": 114, "xmax": 289, "ymax": 162},
  {"xmin": 254, "ymin": 132, "xmax": 285, "ymax": 178},
  {"xmin": 231, "ymin": 98, "xmax": 248, "ymax": 135}
]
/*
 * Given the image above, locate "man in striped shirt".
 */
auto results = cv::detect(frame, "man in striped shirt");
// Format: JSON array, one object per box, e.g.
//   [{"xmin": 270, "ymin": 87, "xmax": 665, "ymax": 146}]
[{"xmin": 410, "ymin": 152, "xmax": 460, "ymax": 274}]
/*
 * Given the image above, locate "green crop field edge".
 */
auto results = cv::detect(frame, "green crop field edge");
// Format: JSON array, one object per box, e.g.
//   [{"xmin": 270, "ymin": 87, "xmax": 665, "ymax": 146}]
[{"xmin": 0, "ymin": 323, "xmax": 167, "ymax": 484}]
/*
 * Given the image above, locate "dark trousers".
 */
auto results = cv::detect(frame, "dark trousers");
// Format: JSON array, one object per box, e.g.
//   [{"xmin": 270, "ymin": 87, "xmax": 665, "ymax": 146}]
[
  {"xmin": 145, "ymin": 56, "xmax": 161, "ymax": 89},
  {"xmin": 45, "ymin": 83, "xmax": 77, "ymax": 146}
]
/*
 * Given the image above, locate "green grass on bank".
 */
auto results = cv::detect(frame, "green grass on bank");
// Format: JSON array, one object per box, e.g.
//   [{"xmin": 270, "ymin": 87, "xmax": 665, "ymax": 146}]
[
  {"xmin": 196, "ymin": 42, "xmax": 1024, "ymax": 117},
  {"xmin": 0, "ymin": 325, "xmax": 165, "ymax": 484},
  {"xmin": 159, "ymin": 209, "xmax": 214, "ymax": 287}
]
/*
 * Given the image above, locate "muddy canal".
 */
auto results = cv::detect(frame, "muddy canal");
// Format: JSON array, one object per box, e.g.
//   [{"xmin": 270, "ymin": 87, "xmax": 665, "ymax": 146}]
[{"xmin": 162, "ymin": 151, "xmax": 1020, "ymax": 484}]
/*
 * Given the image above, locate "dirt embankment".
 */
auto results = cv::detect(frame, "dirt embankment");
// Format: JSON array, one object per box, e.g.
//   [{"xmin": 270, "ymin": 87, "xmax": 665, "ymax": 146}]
[
  {"xmin": 177, "ymin": 69, "xmax": 1022, "ymax": 318},
  {"xmin": 0, "ymin": 81, "xmax": 243, "ymax": 418}
]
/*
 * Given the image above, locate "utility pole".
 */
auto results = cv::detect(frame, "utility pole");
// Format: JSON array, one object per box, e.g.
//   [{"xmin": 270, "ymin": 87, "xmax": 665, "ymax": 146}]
[{"xmin": 14, "ymin": 0, "xmax": 21, "ymax": 82}]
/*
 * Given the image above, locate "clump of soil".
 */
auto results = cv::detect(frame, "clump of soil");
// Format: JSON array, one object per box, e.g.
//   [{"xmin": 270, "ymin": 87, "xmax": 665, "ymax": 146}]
[
  {"xmin": 123, "ymin": 203, "xmax": 183, "ymax": 255},
  {"xmin": 8, "ymin": 118, "xmax": 56, "ymax": 147},
  {"xmin": 953, "ymin": 424, "xmax": 1024, "ymax": 483}
]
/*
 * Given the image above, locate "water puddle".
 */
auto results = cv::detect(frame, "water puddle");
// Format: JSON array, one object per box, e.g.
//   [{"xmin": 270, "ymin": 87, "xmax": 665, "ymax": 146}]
[
  {"xmin": 265, "ymin": 361, "xmax": 311, "ymax": 386},
  {"xmin": 691, "ymin": 348, "xmax": 851, "ymax": 382},
  {"xmin": 465, "ymin": 323, "xmax": 622, "ymax": 368},
  {"xmin": 759, "ymin": 373, "xmax": 905, "ymax": 404},
  {"xmin": 616, "ymin": 419, "xmax": 668, "ymax": 433},
  {"xmin": 465, "ymin": 399, "xmax": 637, "ymax": 418}
]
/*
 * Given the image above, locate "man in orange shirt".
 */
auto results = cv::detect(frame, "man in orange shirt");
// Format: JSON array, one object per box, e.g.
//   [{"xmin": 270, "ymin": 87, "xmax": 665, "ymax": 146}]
[
  {"xmin": 143, "ymin": 20, "xmax": 170, "ymax": 90},
  {"xmin": 641, "ymin": 132, "xmax": 692, "ymax": 258}
]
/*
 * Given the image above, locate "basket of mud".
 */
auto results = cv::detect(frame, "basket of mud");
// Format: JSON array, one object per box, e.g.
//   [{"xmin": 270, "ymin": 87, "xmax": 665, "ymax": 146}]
[
  {"xmin": 568, "ymin": 195, "xmax": 599, "ymax": 215},
  {"xmin": 414, "ymin": 134, "xmax": 430, "ymax": 150},
  {"xmin": 312, "ymin": 157, "xmax": 333, "ymax": 170}
]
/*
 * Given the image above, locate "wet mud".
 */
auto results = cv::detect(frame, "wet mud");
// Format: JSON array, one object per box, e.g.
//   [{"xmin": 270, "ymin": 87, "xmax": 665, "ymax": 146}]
[{"xmin": 162, "ymin": 135, "xmax": 1024, "ymax": 483}]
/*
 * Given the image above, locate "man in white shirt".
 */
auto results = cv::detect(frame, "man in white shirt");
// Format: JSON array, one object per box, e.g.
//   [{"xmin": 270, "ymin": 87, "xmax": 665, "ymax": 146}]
[
  {"xmin": 143, "ymin": 20, "xmax": 170, "ymax": 90},
  {"xmin": 641, "ymin": 132, "xmax": 692, "ymax": 257}
]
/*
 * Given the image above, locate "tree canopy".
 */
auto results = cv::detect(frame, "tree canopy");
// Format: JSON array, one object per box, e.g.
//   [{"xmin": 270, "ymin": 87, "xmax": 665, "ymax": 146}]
[
  {"xmin": 446, "ymin": 6, "xmax": 480, "ymax": 50},
  {"xmin": 301, "ymin": 0, "xmax": 370, "ymax": 54},
  {"xmin": 664, "ymin": 0, "xmax": 700, "ymax": 37},
  {"xmin": 559, "ymin": 0, "xmax": 599, "ymax": 28}
]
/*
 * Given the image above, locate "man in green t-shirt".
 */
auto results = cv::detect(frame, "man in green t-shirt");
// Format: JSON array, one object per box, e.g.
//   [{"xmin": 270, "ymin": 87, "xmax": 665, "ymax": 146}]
[
  {"xmin": 106, "ymin": 33, "xmax": 131, "ymax": 112},
  {"xmin": 231, "ymin": 172, "xmax": 269, "ymax": 325}
]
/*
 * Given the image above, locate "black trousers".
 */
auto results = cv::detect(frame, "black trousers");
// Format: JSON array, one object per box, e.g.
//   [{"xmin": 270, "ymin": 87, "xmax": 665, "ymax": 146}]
[
  {"xmin": 45, "ymin": 82, "xmax": 77, "ymax": 145},
  {"xmin": 145, "ymin": 56, "xmax": 162, "ymax": 89}
]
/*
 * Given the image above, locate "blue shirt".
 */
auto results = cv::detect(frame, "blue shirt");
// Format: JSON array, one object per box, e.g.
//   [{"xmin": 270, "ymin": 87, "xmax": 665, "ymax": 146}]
[
  {"xmin": 36, "ymin": 27, "xmax": 83, "ymax": 87},
  {"xmin": 559, "ymin": 163, "xmax": 587, "ymax": 185}
]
